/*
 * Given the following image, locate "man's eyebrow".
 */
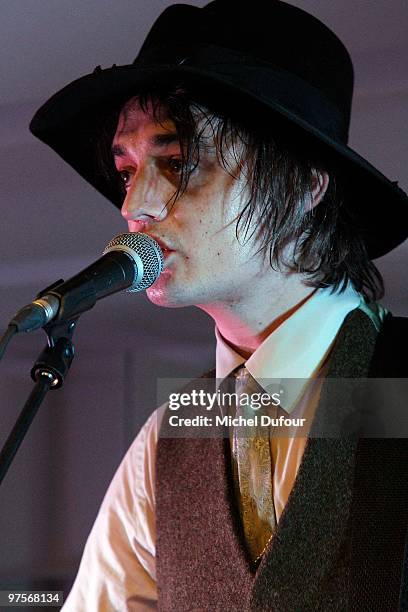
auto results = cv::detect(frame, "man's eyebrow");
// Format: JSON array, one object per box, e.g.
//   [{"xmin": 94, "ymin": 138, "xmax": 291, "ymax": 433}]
[
  {"xmin": 111, "ymin": 133, "xmax": 180, "ymax": 158},
  {"xmin": 111, "ymin": 144, "xmax": 127, "ymax": 158},
  {"xmin": 150, "ymin": 132, "xmax": 180, "ymax": 147}
]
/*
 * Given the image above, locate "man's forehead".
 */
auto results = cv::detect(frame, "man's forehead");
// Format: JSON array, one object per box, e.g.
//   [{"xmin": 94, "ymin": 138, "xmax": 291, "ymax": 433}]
[
  {"xmin": 115, "ymin": 96, "xmax": 175, "ymax": 138},
  {"xmin": 113, "ymin": 95, "xmax": 228, "ymax": 157}
]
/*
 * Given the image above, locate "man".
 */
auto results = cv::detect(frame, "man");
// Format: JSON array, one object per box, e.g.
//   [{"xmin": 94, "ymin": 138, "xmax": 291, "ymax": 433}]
[{"xmin": 30, "ymin": 1, "xmax": 408, "ymax": 610}]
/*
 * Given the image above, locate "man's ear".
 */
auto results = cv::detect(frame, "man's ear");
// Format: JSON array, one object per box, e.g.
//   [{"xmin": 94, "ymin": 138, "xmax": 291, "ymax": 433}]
[{"xmin": 304, "ymin": 169, "xmax": 329, "ymax": 211}]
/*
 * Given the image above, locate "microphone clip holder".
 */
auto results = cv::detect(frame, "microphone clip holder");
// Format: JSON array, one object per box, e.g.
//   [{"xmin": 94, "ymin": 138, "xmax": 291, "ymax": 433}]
[
  {"xmin": 0, "ymin": 311, "xmax": 79, "ymax": 487},
  {"xmin": 31, "ymin": 317, "xmax": 78, "ymax": 389}
]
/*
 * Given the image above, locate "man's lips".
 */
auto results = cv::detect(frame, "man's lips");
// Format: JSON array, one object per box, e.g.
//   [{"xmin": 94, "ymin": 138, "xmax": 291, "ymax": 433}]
[{"xmin": 143, "ymin": 234, "xmax": 175, "ymax": 254}]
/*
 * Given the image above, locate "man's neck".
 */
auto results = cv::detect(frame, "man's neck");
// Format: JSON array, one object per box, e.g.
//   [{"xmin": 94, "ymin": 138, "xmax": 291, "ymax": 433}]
[{"xmin": 199, "ymin": 276, "xmax": 316, "ymax": 359}]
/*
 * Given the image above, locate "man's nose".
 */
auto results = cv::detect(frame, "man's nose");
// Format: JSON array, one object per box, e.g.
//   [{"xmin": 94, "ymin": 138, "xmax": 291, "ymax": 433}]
[{"xmin": 121, "ymin": 164, "xmax": 170, "ymax": 224}]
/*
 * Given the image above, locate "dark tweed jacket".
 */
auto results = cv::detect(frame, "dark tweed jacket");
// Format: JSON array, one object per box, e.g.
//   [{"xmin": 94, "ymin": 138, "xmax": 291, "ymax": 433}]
[{"xmin": 156, "ymin": 309, "xmax": 408, "ymax": 611}]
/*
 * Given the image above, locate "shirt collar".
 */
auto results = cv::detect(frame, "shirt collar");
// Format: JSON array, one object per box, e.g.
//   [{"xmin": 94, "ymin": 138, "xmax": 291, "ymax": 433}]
[{"xmin": 215, "ymin": 284, "xmax": 363, "ymax": 412}]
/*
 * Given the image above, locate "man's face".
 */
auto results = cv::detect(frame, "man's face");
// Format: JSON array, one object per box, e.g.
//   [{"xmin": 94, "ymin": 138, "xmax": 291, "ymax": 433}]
[{"xmin": 112, "ymin": 97, "xmax": 278, "ymax": 310}]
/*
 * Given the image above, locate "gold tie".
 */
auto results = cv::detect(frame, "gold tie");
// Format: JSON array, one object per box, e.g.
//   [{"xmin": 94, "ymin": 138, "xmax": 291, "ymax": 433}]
[{"xmin": 230, "ymin": 366, "xmax": 277, "ymax": 563}]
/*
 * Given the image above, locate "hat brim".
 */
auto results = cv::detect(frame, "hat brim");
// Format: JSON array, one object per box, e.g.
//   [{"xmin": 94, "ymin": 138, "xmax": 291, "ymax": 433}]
[{"xmin": 30, "ymin": 62, "xmax": 408, "ymax": 260}]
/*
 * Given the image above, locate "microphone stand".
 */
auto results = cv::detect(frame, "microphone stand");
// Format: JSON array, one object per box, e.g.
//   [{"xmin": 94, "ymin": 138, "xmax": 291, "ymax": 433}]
[{"xmin": 0, "ymin": 316, "xmax": 78, "ymax": 486}]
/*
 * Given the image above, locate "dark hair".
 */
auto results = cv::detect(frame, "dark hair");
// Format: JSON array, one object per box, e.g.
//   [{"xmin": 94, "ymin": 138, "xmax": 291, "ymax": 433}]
[{"xmin": 96, "ymin": 82, "xmax": 383, "ymax": 301}]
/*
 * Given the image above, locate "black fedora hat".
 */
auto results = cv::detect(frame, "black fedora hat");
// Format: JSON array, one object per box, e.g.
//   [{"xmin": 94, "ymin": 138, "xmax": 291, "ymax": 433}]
[{"xmin": 30, "ymin": 0, "xmax": 408, "ymax": 259}]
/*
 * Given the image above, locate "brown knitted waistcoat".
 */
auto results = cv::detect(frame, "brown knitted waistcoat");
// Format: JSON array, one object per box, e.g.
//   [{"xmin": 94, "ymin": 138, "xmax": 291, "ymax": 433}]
[{"xmin": 155, "ymin": 310, "xmax": 407, "ymax": 611}]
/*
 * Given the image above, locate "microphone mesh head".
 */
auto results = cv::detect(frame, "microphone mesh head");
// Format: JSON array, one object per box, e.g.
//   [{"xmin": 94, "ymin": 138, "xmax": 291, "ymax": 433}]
[{"xmin": 103, "ymin": 232, "xmax": 164, "ymax": 292}]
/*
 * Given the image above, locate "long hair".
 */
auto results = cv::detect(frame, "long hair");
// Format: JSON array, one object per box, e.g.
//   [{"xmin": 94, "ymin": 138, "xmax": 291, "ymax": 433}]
[{"xmin": 96, "ymin": 82, "xmax": 383, "ymax": 301}]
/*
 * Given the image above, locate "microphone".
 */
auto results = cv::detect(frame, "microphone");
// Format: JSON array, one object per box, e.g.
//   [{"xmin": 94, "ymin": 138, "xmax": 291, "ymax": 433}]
[{"xmin": 9, "ymin": 233, "xmax": 164, "ymax": 334}]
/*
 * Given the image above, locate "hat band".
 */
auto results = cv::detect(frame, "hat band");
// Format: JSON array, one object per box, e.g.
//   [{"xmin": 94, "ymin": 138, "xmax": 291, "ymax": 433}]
[{"xmin": 137, "ymin": 43, "xmax": 349, "ymax": 143}]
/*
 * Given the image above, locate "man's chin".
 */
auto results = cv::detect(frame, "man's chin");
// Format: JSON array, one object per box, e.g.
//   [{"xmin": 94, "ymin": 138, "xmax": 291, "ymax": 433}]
[{"xmin": 146, "ymin": 284, "xmax": 190, "ymax": 309}]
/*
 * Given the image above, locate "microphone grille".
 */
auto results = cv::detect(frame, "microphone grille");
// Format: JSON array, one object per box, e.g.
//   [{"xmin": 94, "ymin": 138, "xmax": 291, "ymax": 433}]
[{"xmin": 104, "ymin": 232, "xmax": 164, "ymax": 292}]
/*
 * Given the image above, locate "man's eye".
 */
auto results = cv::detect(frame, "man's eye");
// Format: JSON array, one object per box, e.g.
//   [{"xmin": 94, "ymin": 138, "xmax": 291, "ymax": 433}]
[
  {"xmin": 118, "ymin": 170, "xmax": 132, "ymax": 190},
  {"xmin": 167, "ymin": 158, "xmax": 183, "ymax": 175}
]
